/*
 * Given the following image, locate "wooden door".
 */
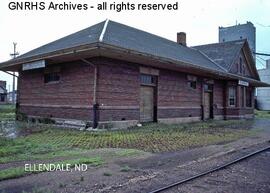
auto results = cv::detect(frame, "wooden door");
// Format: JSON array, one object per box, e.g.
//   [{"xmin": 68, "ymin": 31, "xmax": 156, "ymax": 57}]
[
  {"xmin": 140, "ymin": 86, "xmax": 154, "ymax": 122},
  {"xmin": 204, "ymin": 92, "xmax": 211, "ymax": 120}
]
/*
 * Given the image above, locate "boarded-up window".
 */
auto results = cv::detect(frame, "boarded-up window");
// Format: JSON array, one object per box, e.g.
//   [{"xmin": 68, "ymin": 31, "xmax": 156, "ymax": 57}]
[{"xmin": 228, "ymin": 87, "xmax": 236, "ymax": 107}]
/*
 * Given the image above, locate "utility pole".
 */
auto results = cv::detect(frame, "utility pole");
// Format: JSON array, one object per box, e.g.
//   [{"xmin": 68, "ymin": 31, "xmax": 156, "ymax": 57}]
[{"xmin": 10, "ymin": 42, "xmax": 19, "ymax": 104}]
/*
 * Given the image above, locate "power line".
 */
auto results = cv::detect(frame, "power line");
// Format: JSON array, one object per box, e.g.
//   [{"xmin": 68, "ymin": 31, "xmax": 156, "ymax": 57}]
[
  {"xmin": 257, "ymin": 50, "xmax": 270, "ymax": 54},
  {"xmin": 256, "ymin": 57, "xmax": 266, "ymax": 68},
  {"xmin": 256, "ymin": 60, "xmax": 265, "ymax": 69},
  {"xmin": 254, "ymin": 52, "xmax": 270, "ymax": 56},
  {"xmin": 256, "ymin": 23, "xmax": 270, "ymax": 28},
  {"xmin": 257, "ymin": 55, "xmax": 267, "ymax": 61},
  {"xmin": 256, "ymin": 55, "xmax": 266, "ymax": 63}
]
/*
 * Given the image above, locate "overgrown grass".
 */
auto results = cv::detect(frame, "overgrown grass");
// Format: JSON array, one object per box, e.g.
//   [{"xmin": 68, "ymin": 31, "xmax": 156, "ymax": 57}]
[
  {"xmin": 0, "ymin": 105, "xmax": 15, "ymax": 121},
  {"xmin": 255, "ymin": 110, "xmax": 270, "ymax": 119},
  {"xmin": 0, "ymin": 104, "xmax": 15, "ymax": 121},
  {"xmin": 0, "ymin": 105, "xmax": 258, "ymax": 183},
  {"xmin": 0, "ymin": 104, "xmax": 15, "ymax": 112},
  {"xmin": 0, "ymin": 105, "xmax": 256, "ymax": 164},
  {"xmin": 0, "ymin": 157, "xmax": 103, "ymax": 181},
  {"xmin": 0, "ymin": 120, "xmax": 254, "ymax": 164}
]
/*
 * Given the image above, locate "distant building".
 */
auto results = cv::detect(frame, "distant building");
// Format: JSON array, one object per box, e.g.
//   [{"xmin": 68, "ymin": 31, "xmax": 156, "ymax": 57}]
[
  {"xmin": 0, "ymin": 80, "xmax": 7, "ymax": 104},
  {"xmin": 7, "ymin": 90, "xmax": 17, "ymax": 104},
  {"xmin": 257, "ymin": 59, "xmax": 270, "ymax": 110},
  {"xmin": 219, "ymin": 22, "xmax": 256, "ymax": 58}
]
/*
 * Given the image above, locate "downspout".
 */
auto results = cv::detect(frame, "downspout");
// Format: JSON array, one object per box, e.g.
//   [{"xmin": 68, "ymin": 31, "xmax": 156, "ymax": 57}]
[
  {"xmin": 92, "ymin": 65, "xmax": 99, "ymax": 128},
  {"xmin": 223, "ymin": 82, "xmax": 228, "ymax": 120},
  {"xmin": 80, "ymin": 59, "xmax": 99, "ymax": 128},
  {"xmin": 201, "ymin": 81, "xmax": 204, "ymax": 120}
]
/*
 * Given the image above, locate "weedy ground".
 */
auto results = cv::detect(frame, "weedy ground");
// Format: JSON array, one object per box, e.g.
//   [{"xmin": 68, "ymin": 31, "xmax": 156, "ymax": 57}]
[
  {"xmin": 0, "ymin": 105, "xmax": 263, "ymax": 182},
  {"xmin": 255, "ymin": 110, "xmax": 270, "ymax": 119},
  {"xmin": 0, "ymin": 120, "xmax": 256, "ymax": 163},
  {"xmin": 0, "ymin": 104, "xmax": 15, "ymax": 121}
]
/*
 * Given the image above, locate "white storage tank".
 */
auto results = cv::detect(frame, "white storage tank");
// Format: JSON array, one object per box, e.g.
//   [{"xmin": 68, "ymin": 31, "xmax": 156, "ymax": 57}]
[{"xmin": 257, "ymin": 59, "xmax": 270, "ymax": 110}]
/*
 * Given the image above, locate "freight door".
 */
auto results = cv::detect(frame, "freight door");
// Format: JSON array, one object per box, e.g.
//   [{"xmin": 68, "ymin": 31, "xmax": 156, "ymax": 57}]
[{"xmin": 140, "ymin": 86, "xmax": 154, "ymax": 122}]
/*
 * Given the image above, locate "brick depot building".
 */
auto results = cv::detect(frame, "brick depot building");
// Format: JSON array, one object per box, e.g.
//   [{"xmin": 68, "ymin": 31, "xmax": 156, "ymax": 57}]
[{"xmin": 0, "ymin": 20, "xmax": 268, "ymax": 128}]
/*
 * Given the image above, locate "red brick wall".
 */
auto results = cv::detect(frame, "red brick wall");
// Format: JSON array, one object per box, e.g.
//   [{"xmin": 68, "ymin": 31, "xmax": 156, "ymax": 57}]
[
  {"xmin": 157, "ymin": 70, "xmax": 202, "ymax": 119},
  {"xmin": 224, "ymin": 82, "xmax": 255, "ymax": 118},
  {"xmin": 96, "ymin": 58, "xmax": 140, "ymax": 121},
  {"xmin": 213, "ymin": 80, "xmax": 225, "ymax": 116},
  {"xmin": 18, "ymin": 57, "xmax": 255, "ymax": 123},
  {"xmin": 19, "ymin": 60, "xmax": 94, "ymax": 120}
]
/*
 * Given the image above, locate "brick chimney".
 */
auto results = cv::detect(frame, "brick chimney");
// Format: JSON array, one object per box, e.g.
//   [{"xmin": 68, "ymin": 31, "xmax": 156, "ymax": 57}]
[
  {"xmin": 177, "ymin": 32, "xmax": 186, "ymax": 46},
  {"xmin": 0, "ymin": 81, "xmax": 6, "ymax": 89}
]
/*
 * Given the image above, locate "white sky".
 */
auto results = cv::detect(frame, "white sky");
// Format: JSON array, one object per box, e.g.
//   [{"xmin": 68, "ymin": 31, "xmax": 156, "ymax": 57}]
[{"xmin": 0, "ymin": 0, "xmax": 270, "ymax": 90}]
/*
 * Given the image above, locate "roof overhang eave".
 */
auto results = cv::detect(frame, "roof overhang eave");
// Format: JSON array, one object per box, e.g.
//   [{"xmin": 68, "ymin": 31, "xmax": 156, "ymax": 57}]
[
  {"xmin": 0, "ymin": 43, "xmax": 101, "ymax": 71},
  {"xmin": 1, "ymin": 42, "xmax": 269, "ymax": 87},
  {"xmin": 99, "ymin": 43, "xmax": 270, "ymax": 87}
]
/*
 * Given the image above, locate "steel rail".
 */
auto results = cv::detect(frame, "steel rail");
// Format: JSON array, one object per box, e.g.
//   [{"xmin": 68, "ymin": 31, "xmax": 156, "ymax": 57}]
[{"xmin": 148, "ymin": 145, "xmax": 270, "ymax": 193}]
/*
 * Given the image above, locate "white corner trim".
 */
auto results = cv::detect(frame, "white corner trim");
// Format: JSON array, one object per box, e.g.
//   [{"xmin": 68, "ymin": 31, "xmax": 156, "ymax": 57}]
[{"xmin": 99, "ymin": 19, "xmax": 109, "ymax": 42}]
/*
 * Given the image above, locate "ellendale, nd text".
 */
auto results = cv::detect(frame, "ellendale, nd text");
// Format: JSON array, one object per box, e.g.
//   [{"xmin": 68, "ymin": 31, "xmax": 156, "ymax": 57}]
[{"xmin": 24, "ymin": 163, "xmax": 88, "ymax": 172}]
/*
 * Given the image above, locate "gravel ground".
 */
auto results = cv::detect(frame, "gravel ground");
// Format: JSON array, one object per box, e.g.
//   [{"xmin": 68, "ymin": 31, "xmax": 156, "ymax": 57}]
[
  {"xmin": 108, "ymin": 142, "xmax": 270, "ymax": 193},
  {"xmin": 168, "ymin": 148, "xmax": 270, "ymax": 193}
]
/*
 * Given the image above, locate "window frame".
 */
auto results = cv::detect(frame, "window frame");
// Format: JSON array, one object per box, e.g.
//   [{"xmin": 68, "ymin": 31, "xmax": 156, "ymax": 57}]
[
  {"xmin": 44, "ymin": 72, "xmax": 60, "ymax": 84},
  {"xmin": 187, "ymin": 75, "xmax": 197, "ymax": 90},
  {"xmin": 204, "ymin": 84, "xmax": 213, "ymax": 92},
  {"xmin": 140, "ymin": 74, "xmax": 157, "ymax": 86},
  {"xmin": 188, "ymin": 80, "xmax": 197, "ymax": 89},
  {"xmin": 228, "ymin": 86, "xmax": 236, "ymax": 107},
  {"xmin": 44, "ymin": 66, "xmax": 61, "ymax": 84}
]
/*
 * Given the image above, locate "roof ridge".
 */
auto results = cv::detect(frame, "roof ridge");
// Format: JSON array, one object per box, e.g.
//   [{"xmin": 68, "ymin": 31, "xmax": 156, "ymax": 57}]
[
  {"xmin": 108, "ymin": 20, "xmax": 189, "ymax": 49},
  {"xmin": 99, "ymin": 19, "xmax": 109, "ymax": 42},
  {"xmin": 193, "ymin": 39, "xmax": 246, "ymax": 48},
  {"xmin": 195, "ymin": 49, "xmax": 228, "ymax": 72}
]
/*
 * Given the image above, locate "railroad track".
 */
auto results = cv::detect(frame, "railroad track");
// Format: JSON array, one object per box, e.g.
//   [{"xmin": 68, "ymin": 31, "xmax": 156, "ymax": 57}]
[{"xmin": 148, "ymin": 144, "xmax": 270, "ymax": 193}]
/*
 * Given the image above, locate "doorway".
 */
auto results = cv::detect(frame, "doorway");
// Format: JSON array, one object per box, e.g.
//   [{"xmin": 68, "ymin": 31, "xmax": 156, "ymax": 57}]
[
  {"xmin": 140, "ymin": 86, "xmax": 154, "ymax": 122},
  {"xmin": 203, "ymin": 84, "xmax": 213, "ymax": 120},
  {"xmin": 140, "ymin": 74, "xmax": 157, "ymax": 122}
]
